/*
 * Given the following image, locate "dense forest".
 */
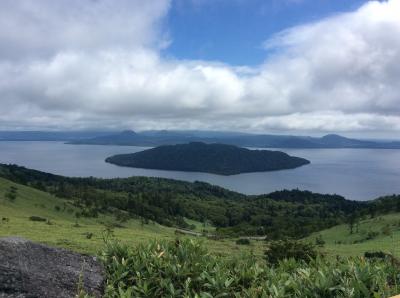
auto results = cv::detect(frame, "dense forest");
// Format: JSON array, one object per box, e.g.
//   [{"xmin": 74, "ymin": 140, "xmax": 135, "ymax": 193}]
[
  {"xmin": 1, "ymin": 163, "xmax": 399, "ymax": 239},
  {"xmin": 105, "ymin": 142, "xmax": 310, "ymax": 175}
]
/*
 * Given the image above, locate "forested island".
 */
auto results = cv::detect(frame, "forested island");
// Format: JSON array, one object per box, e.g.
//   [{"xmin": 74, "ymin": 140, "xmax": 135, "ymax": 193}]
[{"xmin": 105, "ymin": 142, "xmax": 310, "ymax": 175}]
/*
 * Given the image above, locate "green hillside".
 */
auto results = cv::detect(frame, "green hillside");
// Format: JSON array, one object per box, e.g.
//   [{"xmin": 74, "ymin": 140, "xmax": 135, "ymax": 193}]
[
  {"xmin": 2, "ymin": 174, "xmax": 400, "ymax": 296},
  {"xmin": 307, "ymin": 213, "xmax": 400, "ymax": 258},
  {"xmin": 1, "ymin": 163, "xmax": 400, "ymax": 260},
  {"xmin": 2, "ymin": 175, "xmax": 399, "ymax": 259},
  {"xmin": 1, "ymin": 163, "xmax": 381, "ymax": 240},
  {"xmin": 0, "ymin": 177, "xmax": 263, "ymax": 256}
]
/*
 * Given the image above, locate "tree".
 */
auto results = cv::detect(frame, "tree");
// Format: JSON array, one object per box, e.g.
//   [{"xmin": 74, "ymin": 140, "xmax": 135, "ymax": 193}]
[
  {"xmin": 368, "ymin": 206, "xmax": 376, "ymax": 219},
  {"xmin": 347, "ymin": 213, "xmax": 358, "ymax": 234},
  {"xmin": 5, "ymin": 186, "xmax": 17, "ymax": 202}
]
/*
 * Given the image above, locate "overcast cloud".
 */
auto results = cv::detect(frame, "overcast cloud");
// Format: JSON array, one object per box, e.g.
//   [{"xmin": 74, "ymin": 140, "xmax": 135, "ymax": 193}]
[{"xmin": 0, "ymin": 0, "xmax": 400, "ymax": 136}]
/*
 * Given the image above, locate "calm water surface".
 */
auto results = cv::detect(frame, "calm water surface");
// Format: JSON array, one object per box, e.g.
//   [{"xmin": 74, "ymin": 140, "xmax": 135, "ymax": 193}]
[{"xmin": 0, "ymin": 141, "xmax": 399, "ymax": 201}]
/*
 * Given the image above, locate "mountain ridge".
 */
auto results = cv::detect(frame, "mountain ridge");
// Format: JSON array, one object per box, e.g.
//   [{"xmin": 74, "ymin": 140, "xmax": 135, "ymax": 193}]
[{"xmin": 68, "ymin": 130, "xmax": 400, "ymax": 149}]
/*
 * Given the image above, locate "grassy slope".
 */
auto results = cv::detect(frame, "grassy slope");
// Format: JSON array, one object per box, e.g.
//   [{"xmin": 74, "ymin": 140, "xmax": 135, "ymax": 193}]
[
  {"xmin": 2, "ymin": 176, "xmax": 399, "ymax": 258},
  {"xmin": 307, "ymin": 213, "xmax": 400, "ymax": 257},
  {"xmin": 0, "ymin": 177, "xmax": 262, "ymax": 256},
  {"xmin": 184, "ymin": 217, "xmax": 216, "ymax": 233}
]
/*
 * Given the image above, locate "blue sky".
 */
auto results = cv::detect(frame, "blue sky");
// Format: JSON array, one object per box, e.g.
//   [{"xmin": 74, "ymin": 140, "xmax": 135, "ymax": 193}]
[{"xmin": 166, "ymin": 0, "xmax": 369, "ymax": 65}]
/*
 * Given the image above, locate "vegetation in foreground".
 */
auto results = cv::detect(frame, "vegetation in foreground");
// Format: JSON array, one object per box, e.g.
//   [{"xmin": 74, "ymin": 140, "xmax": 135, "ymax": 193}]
[
  {"xmin": 99, "ymin": 238, "xmax": 400, "ymax": 298},
  {"xmin": 1, "ymin": 165, "xmax": 400, "ymax": 297}
]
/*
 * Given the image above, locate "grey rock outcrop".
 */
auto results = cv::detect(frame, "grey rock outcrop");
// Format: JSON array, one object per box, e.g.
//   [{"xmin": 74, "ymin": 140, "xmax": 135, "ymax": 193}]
[{"xmin": 0, "ymin": 237, "xmax": 104, "ymax": 298}]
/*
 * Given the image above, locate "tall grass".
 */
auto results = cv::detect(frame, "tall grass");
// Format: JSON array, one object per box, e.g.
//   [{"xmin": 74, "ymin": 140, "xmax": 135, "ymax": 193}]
[{"xmin": 99, "ymin": 239, "xmax": 400, "ymax": 297}]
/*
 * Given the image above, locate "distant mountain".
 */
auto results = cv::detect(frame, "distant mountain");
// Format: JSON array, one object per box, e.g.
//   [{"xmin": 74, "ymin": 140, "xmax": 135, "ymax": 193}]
[
  {"xmin": 105, "ymin": 142, "xmax": 310, "ymax": 175},
  {"xmin": 68, "ymin": 130, "xmax": 400, "ymax": 149},
  {"xmin": 73, "ymin": 130, "xmax": 144, "ymax": 145},
  {"xmin": 0, "ymin": 131, "xmax": 111, "ymax": 141},
  {"xmin": 69, "ymin": 129, "xmax": 221, "ymax": 146}
]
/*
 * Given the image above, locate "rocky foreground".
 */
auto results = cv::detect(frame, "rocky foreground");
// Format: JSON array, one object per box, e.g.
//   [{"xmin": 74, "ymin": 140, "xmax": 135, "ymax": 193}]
[{"xmin": 0, "ymin": 237, "xmax": 104, "ymax": 298}]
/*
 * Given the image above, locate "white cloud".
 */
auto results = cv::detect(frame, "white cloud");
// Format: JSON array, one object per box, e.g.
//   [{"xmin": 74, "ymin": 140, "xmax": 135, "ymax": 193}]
[
  {"xmin": 0, "ymin": 0, "xmax": 400, "ymax": 136},
  {"xmin": 0, "ymin": 0, "xmax": 170, "ymax": 60}
]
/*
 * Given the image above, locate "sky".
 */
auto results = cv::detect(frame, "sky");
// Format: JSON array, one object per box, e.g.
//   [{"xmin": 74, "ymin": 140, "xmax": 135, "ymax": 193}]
[{"xmin": 0, "ymin": 0, "xmax": 399, "ymax": 138}]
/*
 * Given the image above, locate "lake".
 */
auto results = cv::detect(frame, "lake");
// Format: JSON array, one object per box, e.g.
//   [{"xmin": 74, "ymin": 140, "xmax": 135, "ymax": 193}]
[{"xmin": 0, "ymin": 141, "xmax": 399, "ymax": 201}]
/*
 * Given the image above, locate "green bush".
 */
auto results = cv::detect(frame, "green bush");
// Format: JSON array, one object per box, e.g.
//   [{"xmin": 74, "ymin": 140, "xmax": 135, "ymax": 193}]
[
  {"xmin": 99, "ymin": 239, "xmax": 400, "ymax": 298},
  {"xmin": 381, "ymin": 225, "xmax": 392, "ymax": 236},
  {"xmin": 315, "ymin": 235, "xmax": 325, "ymax": 247},
  {"xmin": 84, "ymin": 232, "xmax": 94, "ymax": 239},
  {"xmin": 265, "ymin": 239, "xmax": 318, "ymax": 265},
  {"xmin": 29, "ymin": 216, "xmax": 47, "ymax": 222},
  {"xmin": 5, "ymin": 186, "xmax": 17, "ymax": 202},
  {"xmin": 366, "ymin": 230, "xmax": 379, "ymax": 240},
  {"xmin": 364, "ymin": 251, "xmax": 388, "ymax": 259}
]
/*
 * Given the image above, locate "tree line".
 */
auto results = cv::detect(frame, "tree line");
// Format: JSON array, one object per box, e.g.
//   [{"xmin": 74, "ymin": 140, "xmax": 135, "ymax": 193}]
[{"xmin": 1, "ymin": 164, "xmax": 399, "ymax": 238}]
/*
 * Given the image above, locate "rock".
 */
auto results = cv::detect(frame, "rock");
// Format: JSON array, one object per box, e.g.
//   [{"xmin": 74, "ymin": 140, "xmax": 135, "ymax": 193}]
[{"xmin": 0, "ymin": 237, "xmax": 104, "ymax": 298}]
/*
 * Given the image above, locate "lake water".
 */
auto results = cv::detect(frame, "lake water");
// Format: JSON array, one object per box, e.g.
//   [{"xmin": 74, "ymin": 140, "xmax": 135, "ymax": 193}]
[{"xmin": 0, "ymin": 141, "xmax": 399, "ymax": 201}]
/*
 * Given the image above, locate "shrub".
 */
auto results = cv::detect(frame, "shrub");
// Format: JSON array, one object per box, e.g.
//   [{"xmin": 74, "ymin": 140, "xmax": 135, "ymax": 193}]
[
  {"xmin": 366, "ymin": 230, "xmax": 379, "ymax": 240},
  {"xmin": 100, "ymin": 239, "xmax": 400, "ymax": 298},
  {"xmin": 5, "ymin": 186, "xmax": 17, "ymax": 202},
  {"xmin": 84, "ymin": 232, "xmax": 94, "ymax": 239},
  {"xmin": 115, "ymin": 210, "xmax": 130, "ymax": 223},
  {"xmin": 103, "ymin": 226, "xmax": 115, "ymax": 237},
  {"xmin": 236, "ymin": 238, "xmax": 251, "ymax": 245},
  {"xmin": 265, "ymin": 239, "xmax": 318, "ymax": 265},
  {"xmin": 315, "ymin": 235, "xmax": 325, "ymax": 247},
  {"xmin": 381, "ymin": 225, "xmax": 392, "ymax": 236},
  {"xmin": 29, "ymin": 216, "xmax": 47, "ymax": 222},
  {"xmin": 364, "ymin": 251, "xmax": 388, "ymax": 259}
]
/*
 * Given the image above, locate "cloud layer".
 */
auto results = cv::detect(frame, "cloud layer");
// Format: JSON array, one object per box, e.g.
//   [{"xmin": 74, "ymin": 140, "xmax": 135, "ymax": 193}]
[{"xmin": 1, "ymin": 0, "xmax": 400, "ymax": 135}]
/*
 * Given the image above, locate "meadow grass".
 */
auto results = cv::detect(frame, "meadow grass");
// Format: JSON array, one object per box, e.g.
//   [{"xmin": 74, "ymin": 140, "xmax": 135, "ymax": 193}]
[
  {"xmin": 0, "ymin": 177, "xmax": 263, "ymax": 256},
  {"xmin": 2, "ymin": 176, "xmax": 399, "ymax": 258},
  {"xmin": 307, "ymin": 212, "xmax": 400, "ymax": 258},
  {"xmin": 183, "ymin": 217, "xmax": 216, "ymax": 233}
]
